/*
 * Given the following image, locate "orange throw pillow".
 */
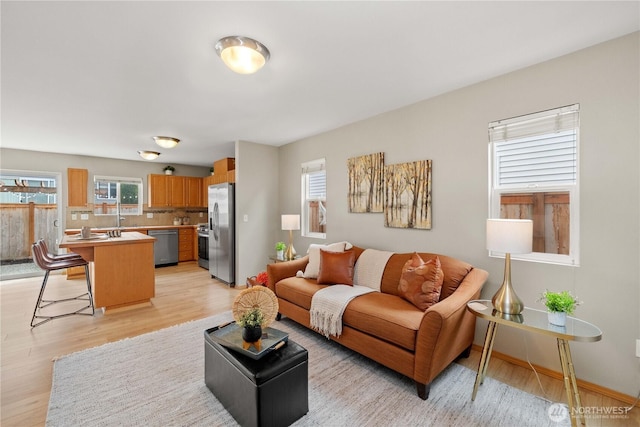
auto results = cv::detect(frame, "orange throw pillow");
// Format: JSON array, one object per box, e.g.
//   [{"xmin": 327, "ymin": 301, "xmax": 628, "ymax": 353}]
[
  {"xmin": 317, "ymin": 249, "xmax": 355, "ymax": 285},
  {"xmin": 398, "ymin": 253, "xmax": 444, "ymax": 310}
]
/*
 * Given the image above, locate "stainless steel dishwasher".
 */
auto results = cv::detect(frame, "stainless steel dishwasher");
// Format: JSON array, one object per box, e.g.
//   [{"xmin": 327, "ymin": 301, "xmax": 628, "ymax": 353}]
[{"xmin": 148, "ymin": 229, "xmax": 179, "ymax": 266}]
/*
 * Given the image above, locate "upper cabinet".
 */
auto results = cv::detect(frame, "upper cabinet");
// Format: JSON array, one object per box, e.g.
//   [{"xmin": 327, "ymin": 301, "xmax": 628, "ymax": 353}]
[
  {"xmin": 202, "ymin": 158, "xmax": 235, "ymax": 202},
  {"xmin": 67, "ymin": 168, "xmax": 88, "ymax": 207},
  {"xmin": 169, "ymin": 176, "xmax": 185, "ymax": 207},
  {"xmin": 148, "ymin": 174, "xmax": 202, "ymax": 208},
  {"xmin": 185, "ymin": 177, "xmax": 202, "ymax": 207},
  {"xmin": 148, "ymin": 174, "xmax": 170, "ymax": 207},
  {"xmin": 149, "ymin": 159, "xmax": 235, "ymax": 208}
]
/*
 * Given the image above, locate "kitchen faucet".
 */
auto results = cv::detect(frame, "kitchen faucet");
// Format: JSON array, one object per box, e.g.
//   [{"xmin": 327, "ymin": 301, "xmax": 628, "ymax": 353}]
[{"xmin": 116, "ymin": 201, "xmax": 125, "ymax": 228}]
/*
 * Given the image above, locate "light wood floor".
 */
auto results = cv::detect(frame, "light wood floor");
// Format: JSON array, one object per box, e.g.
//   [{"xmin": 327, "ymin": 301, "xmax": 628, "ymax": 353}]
[{"xmin": 1, "ymin": 262, "xmax": 637, "ymax": 426}]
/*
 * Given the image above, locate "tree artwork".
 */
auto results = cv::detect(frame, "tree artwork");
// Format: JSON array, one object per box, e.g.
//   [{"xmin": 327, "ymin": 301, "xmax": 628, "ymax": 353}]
[
  {"xmin": 384, "ymin": 160, "xmax": 432, "ymax": 230},
  {"xmin": 347, "ymin": 152, "xmax": 384, "ymax": 213}
]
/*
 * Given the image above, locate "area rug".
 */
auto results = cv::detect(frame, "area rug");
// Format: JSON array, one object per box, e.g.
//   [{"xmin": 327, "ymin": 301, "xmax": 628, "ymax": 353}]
[{"xmin": 47, "ymin": 312, "xmax": 569, "ymax": 426}]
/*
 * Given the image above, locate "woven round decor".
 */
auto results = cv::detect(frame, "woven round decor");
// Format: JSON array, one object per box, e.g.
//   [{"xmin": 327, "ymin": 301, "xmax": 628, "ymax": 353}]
[{"xmin": 232, "ymin": 286, "xmax": 279, "ymax": 328}]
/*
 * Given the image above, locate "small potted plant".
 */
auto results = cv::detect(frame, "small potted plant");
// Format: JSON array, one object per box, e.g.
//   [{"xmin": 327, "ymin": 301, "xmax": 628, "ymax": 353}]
[
  {"xmin": 163, "ymin": 165, "xmax": 175, "ymax": 175},
  {"xmin": 238, "ymin": 307, "xmax": 264, "ymax": 342},
  {"xmin": 275, "ymin": 242, "xmax": 286, "ymax": 260},
  {"xmin": 210, "ymin": 167, "xmax": 215, "ymax": 176},
  {"xmin": 539, "ymin": 290, "xmax": 580, "ymax": 326}
]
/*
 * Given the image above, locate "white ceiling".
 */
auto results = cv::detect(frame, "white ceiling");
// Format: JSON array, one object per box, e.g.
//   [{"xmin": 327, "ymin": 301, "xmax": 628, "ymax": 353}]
[{"xmin": 2, "ymin": 1, "xmax": 638, "ymax": 167}]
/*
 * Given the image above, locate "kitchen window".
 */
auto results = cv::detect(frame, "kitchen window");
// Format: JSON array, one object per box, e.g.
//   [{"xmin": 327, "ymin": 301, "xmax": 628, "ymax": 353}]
[
  {"xmin": 93, "ymin": 176, "xmax": 143, "ymax": 216},
  {"xmin": 489, "ymin": 104, "xmax": 580, "ymax": 266},
  {"xmin": 301, "ymin": 158, "xmax": 326, "ymax": 239}
]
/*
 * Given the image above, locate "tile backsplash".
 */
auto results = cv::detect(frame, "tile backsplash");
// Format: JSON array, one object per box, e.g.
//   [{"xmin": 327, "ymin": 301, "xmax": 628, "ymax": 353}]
[{"xmin": 66, "ymin": 207, "xmax": 207, "ymax": 229}]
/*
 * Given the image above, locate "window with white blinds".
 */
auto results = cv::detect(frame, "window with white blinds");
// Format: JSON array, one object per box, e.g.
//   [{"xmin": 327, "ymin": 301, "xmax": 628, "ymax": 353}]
[
  {"xmin": 301, "ymin": 159, "xmax": 326, "ymax": 239},
  {"xmin": 489, "ymin": 104, "xmax": 580, "ymax": 266}
]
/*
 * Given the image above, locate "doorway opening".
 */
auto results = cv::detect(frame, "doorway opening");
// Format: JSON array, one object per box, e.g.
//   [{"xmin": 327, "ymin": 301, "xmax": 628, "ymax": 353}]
[{"xmin": 0, "ymin": 170, "xmax": 62, "ymax": 281}]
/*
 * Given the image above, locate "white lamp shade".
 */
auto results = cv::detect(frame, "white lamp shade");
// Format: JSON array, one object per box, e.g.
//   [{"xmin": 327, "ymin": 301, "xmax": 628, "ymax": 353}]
[
  {"xmin": 486, "ymin": 219, "xmax": 533, "ymax": 254},
  {"xmin": 281, "ymin": 214, "xmax": 300, "ymax": 231}
]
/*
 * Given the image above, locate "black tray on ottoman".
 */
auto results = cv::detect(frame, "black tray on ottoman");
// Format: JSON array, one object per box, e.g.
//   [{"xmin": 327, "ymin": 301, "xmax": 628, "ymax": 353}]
[{"xmin": 204, "ymin": 326, "xmax": 309, "ymax": 427}]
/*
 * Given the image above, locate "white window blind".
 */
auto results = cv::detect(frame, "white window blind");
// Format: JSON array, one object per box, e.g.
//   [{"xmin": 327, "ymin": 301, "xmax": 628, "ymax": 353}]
[
  {"xmin": 490, "ymin": 104, "xmax": 579, "ymax": 188},
  {"xmin": 307, "ymin": 171, "xmax": 326, "ymax": 199}
]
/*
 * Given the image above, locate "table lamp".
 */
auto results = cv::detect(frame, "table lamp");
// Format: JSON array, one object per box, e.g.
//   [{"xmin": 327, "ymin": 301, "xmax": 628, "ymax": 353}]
[
  {"xmin": 486, "ymin": 219, "xmax": 533, "ymax": 315},
  {"xmin": 281, "ymin": 214, "xmax": 300, "ymax": 261}
]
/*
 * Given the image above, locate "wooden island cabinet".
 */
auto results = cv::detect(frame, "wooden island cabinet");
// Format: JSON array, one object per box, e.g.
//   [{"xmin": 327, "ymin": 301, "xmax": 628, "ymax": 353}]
[{"xmin": 60, "ymin": 232, "xmax": 156, "ymax": 312}]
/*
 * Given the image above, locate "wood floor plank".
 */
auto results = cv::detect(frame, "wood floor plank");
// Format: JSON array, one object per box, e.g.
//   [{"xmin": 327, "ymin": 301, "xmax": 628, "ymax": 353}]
[{"xmin": 1, "ymin": 262, "xmax": 637, "ymax": 426}]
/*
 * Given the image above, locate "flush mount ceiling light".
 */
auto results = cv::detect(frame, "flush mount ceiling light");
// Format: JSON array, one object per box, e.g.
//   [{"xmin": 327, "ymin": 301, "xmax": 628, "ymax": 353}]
[
  {"xmin": 138, "ymin": 150, "xmax": 161, "ymax": 160},
  {"xmin": 215, "ymin": 36, "xmax": 270, "ymax": 74},
  {"xmin": 153, "ymin": 136, "xmax": 180, "ymax": 149}
]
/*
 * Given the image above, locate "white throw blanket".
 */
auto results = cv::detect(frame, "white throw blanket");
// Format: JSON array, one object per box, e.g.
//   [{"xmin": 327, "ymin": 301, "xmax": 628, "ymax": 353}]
[
  {"xmin": 353, "ymin": 249, "xmax": 394, "ymax": 291},
  {"xmin": 310, "ymin": 285, "xmax": 374, "ymax": 338}
]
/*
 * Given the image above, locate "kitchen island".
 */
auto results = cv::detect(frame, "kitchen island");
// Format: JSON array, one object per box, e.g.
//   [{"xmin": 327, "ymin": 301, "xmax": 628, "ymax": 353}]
[{"xmin": 60, "ymin": 231, "xmax": 156, "ymax": 312}]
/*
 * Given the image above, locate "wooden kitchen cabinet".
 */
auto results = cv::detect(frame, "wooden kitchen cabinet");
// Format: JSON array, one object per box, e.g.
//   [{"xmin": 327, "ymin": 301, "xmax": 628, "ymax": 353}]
[
  {"xmin": 178, "ymin": 227, "xmax": 194, "ymax": 261},
  {"xmin": 185, "ymin": 177, "xmax": 202, "ymax": 207},
  {"xmin": 148, "ymin": 174, "xmax": 187, "ymax": 207},
  {"xmin": 202, "ymin": 160, "xmax": 235, "ymax": 205},
  {"xmin": 67, "ymin": 168, "xmax": 88, "ymax": 207},
  {"xmin": 148, "ymin": 174, "xmax": 170, "ymax": 207},
  {"xmin": 169, "ymin": 176, "xmax": 185, "ymax": 207}
]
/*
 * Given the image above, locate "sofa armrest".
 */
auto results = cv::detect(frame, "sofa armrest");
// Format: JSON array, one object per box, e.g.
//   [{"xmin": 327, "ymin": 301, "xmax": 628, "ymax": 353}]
[
  {"xmin": 266, "ymin": 256, "xmax": 310, "ymax": 293},
  {"xmin": 413, "ymin": 267, "xmax": 489, "ymax": 385}
]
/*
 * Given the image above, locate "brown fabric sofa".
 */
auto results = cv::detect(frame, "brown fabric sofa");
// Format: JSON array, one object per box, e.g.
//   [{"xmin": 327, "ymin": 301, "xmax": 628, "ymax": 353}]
[{"xmin": 267, "ymin": 246, "xmax": 489, "ymax": 400}]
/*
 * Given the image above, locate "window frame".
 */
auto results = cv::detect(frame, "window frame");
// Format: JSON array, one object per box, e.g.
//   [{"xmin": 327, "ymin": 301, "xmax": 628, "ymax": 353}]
[
  {"xmin": 488, "ymin": 104, "xmax": 580, "ymax": 266},
  {"xmin": 301, "ymin": 158, "xmax": 326, "ymax": 239},
  {"xmin": 93, "ymin": 175, "xmax": 143, "ymax": 216}
]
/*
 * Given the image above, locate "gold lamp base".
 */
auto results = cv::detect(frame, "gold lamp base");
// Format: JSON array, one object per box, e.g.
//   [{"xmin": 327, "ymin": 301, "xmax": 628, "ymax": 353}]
[
  {"xmin": 491, "ymin": 253, "xmax": 524, "ymax": 315},
  {"xmin": 284, "ymin": 229, "xmax": 296, "ymax": 261}
]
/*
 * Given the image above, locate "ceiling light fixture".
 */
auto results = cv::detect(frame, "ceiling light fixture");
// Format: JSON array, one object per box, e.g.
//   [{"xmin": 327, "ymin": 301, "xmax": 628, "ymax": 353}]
[
  {"xmin": 153, "ymin": 136, "xmax": 180, "ymax": 149},
  {"xmin": 215, "ymin": 36, "xmax": 270, "ymax": 74},
  {"xmin": 138, "ymin": 150, "xmax": 161, "ymax": 160}
]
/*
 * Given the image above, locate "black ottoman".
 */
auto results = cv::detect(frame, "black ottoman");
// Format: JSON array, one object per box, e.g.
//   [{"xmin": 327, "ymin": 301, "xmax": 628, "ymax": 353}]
[{"xmin": 204, "ymin": 328, "xmax": 308, "ymax": 427}]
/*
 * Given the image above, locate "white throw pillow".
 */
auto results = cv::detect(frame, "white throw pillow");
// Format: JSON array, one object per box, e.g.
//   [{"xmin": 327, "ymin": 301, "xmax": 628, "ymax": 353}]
[{"xmin": 303, "ymin": 242, "xmax": 347, "ymax": 279}]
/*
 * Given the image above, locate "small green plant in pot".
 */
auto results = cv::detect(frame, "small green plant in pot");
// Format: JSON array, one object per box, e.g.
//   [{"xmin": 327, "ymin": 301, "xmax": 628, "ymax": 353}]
[
  {"xmin": 163, "ymin": 165, "xmax": 175, "ymax": 175},
  {"xmin": 238, "ymin": 308, "xmax": 264, "ymax": 343},
  {"xmin": 539, "ymin": 290, "xmax": 580, "ymax": 326},
  {"xmin": 275, "ymin": 241, "xmax": 286, "ymax": 260}
]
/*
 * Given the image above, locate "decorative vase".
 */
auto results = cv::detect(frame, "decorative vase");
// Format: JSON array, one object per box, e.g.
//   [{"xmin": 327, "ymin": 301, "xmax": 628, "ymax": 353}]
[
  {"xmin": 276, "ymin": 249, "xmax": 284, "ymax": 260},
  {"xmin": 548, "ymin": 311, "xmax": 567, "ymax": 327},
  {"xmin": 165, "ymin": 170, "xmax": 173, "ymax": 175},
  {"xmin": 242, "ymin": 325, "xmax": 262, "ymax": 342}
]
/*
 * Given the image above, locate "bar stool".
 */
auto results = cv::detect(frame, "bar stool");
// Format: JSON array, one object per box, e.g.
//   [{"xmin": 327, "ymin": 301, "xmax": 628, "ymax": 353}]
[
  {"xmin": 30, "ymin": 241, "xmax": 95, "ymax": 328},
  {"xmin": 39, "ymin": 239, "xmax": 84, "ymax": 262}
]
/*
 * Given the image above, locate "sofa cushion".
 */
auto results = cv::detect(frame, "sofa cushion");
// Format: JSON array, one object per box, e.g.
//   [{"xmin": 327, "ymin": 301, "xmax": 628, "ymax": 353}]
[
  {"xmin": 398, "ymin": 253, "xmax": 444, "ymax": 310},
  {"xmin": 303, "ymin": 242, "xmax": 347, "ymax": 279},
  {"xmin": 276, "ymin": 277, "xmax": 326, "ymax": 310},
  {"xmin": 342, "ymin": 292, "xmax": 424, "ymax": 351},
  {"xmin": 317, "ymin": 249, "xmax": 355, "ymax": 285}
]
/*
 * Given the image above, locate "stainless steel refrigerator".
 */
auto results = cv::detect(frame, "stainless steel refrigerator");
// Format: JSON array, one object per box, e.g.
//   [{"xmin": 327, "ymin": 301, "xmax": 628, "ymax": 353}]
[{"xmin": 208, "ymin": 183, "xmax": 235, "ymax": 285}]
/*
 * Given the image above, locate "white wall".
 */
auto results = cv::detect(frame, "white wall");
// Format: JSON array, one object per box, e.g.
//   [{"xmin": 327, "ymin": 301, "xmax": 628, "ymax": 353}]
[
  {"xmin": 234, "ymin": 140, "xmax": 280, "ymax": 285},
  {"xmin": 277, "ymin": 33, "xmax": 640, "ymax": 396}
]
